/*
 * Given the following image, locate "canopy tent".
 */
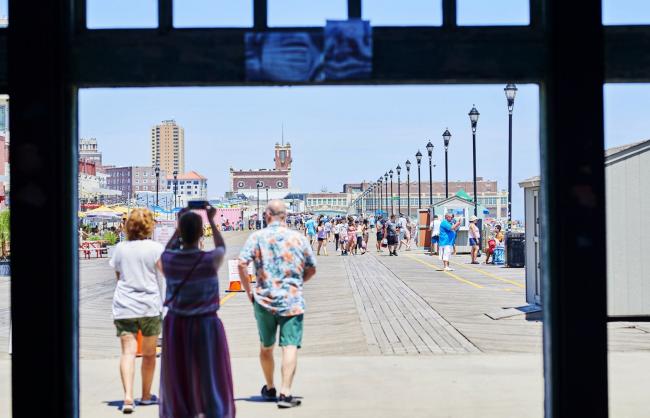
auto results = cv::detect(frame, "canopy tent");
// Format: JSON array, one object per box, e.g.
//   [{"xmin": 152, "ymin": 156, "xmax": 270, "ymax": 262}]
[{"xmin": 84, "ymin": 205, "xmax": 121, "ymax": 220}]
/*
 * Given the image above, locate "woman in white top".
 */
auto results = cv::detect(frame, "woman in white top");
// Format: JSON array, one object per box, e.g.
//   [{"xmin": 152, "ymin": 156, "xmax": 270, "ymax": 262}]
[{"xmin": 109, "ymin": 208, "xmax": 165, "ymax": 413}]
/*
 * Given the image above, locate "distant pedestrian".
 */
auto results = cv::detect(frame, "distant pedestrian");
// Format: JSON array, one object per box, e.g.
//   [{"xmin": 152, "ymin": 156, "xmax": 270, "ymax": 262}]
[
  {"xmin": 304, "ymin": 216, "xmax": 317, "ymax": 248},
  {"xmin": 346, "ymin": 217, "xmax": 357, "ymax": 255},
  {"xmin": 159, "ymin": 206, "xmax": 235, "ymax": 418},
  {"xmin": 468, "ymin": 215, "xmax": 481, "ymax": 264},
  {"xmin": 109, "ymin": 208, "xmax": 164, "ymax": 413},
  {"xmin": 439, "ymin": 213, "xmax": 462, "ymax": 271},
  {"xmin": 375, "ymin": 216, "xmax": 384, "ymax": 252},
  {"xmin": 386, "ymin": 214, "xmax": 399, "ymax": 256},
  {"xmin": 316, "ymin": 220, "xmax": 328, "ymax": 256},
  {"xmin": 238, "ymin": 200, "xmax": 317, "ymax": 409},
  {"xmin": 430, "ymin": 215, "xmax": 441, "ymax": 256}
]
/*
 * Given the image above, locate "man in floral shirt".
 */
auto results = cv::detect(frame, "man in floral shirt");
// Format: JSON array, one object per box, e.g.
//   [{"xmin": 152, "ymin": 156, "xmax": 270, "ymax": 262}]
[{"xmin": 238, "ymin": 200, "xmax": 316, "ymax": 409}]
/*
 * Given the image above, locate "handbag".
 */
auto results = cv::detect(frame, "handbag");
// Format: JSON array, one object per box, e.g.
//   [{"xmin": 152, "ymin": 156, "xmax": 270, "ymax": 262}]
[
  {"xmin": 381, "ymin": 238, "xmax": 388, "ymax": 247},
  {"xmin": 163, "ymin": 252, "xmax": 205, "ymax": 307}
]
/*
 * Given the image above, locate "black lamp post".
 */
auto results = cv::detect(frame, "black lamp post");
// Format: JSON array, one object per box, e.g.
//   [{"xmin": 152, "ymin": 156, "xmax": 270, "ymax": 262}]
[
  {"xmin": 173, "ymin": 170, "xmax": 178, "ymax": 208},
  {"xmin": 389, "ymin": 169, "xmax": 394, "ymax": 215},
  {"xmin": 265, "ymin": 186, "xmax": 269, "ymax": 202},
  {"xmin": 256, "ymin": 180, "xmax": 262, "ymax": 229},
  {"xmin": 416, "ymin": 150, "xmax": 422, "ymax": 209},
  {"xmin": 378, "ymin": 178, "xmax": 383, "ymax": 216},
  {"xmin": 426, "ymin": 141, "xmax": 434, "ymax": 207},
  {"xmin": 405, "ymin": 160, "xmax": 411, "ymax": 218},
  {"xmin": 154, "ymin": 166, "xmax": 160, "ymax": 207},
  {"xmin": 384, "ymin": 172, "xmax": 389, "ymax": 213},
  {"xmin": 469, "ymin": 105, "xmax": 480, "ymax": 217},
  {"xmin": 396, "ymin": 165, "xmax": 401, "ymax": 215},
  {"xmin": 505, "ymin": 83, "xmax": 518, "ymax": 231},
  {"xmin": 443, "ymin": 129, "xmax": 451, "ymax": 198}
]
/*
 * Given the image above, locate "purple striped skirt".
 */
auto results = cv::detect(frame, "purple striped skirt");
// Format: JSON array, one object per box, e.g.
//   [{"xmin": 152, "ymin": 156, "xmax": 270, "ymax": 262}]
[{"xmin": 159, "ymin": 312, "xmax": 235, "ymax": 418}]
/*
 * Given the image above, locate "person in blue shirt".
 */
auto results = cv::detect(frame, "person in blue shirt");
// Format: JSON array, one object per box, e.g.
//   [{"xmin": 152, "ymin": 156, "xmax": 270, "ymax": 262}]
[
  {"xmin": 438, "ymin": 213, "xmax": 462, "ymax": 271},
  {"xmin": 304, "ymin": 216, "xmax": 317, "ymax": 249}
]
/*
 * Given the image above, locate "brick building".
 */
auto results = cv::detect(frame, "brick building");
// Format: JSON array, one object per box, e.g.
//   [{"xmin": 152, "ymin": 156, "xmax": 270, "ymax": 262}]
[
  {"xmin": 229, "ymin": 142, "xmax": 293, "ymax": 200},
  {"xmin": 344, "ymin": 177, "xmax": 508, "ymax": 218}
]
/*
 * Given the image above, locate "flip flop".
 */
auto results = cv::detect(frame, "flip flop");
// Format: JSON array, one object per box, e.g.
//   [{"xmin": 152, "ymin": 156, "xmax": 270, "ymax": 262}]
[
  {"xmin": 122, "ymin": 403, "xmax": 135, "ymax": 414},
  {"xmin": 138, "ymin": 394, "xmax": 159, "ymax": 405}
]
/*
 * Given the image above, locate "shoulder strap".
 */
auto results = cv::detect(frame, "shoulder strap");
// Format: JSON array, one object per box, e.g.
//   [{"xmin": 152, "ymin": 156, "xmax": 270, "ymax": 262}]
[{"xmin": 163, "ymin": 252, "xmax": 205, "ymax": 307}]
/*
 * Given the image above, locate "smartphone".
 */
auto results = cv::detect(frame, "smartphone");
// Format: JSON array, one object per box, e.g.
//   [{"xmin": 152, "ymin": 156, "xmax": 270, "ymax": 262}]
[{"xmin": 187, "ymin": 200, "xmax": 209, "ymax": 209}]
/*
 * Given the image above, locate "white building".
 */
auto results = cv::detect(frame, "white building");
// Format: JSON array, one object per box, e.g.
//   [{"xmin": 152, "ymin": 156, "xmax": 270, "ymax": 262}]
[{"xmin": 165, "ymin": 170, "xmax": 208, "ymax": 207}]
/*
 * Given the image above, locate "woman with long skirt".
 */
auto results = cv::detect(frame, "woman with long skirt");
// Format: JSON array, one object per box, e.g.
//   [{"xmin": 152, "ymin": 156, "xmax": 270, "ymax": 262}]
[{"xmin": 159, "ymin": 205, "xmax": 235, "ymax": 418}]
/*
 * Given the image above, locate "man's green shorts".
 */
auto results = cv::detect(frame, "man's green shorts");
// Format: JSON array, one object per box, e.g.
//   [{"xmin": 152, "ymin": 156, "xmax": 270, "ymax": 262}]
[
  {"xmin": 253, "ymin": 302, "xmax": 303, "ymax": 348},
  {"xmin": 114, "ymin": 315, "xmax": 162, "ymax": 337}
]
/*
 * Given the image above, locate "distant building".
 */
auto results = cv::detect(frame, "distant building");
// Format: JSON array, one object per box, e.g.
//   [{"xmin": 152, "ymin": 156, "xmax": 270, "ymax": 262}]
[
  {"xmin": 230, "ymin": 142, "xmax": 293, "ymax": 200},
  {"xmin": 305, "ymin": 192, "xmax": 350, "ymax": 216},
  {"xmin": 79, "ymin": 137, "xmax": 102, "ymax": 166},
  {"xmin": 165, "ymin": 170, "xmax": 208, "ymax": 207},
  {"xmin": 78, "ymin": 159, "xmax": 120, "ymax": 206},
  {"xmin": 151, "ymin": 119, "xmax": 185, "ymax": 176},
  {"xmin": 0, "ymin": 94, "xmax": 8, "ymax": 134},
  {"xmin": 105, "ymin": 165, "xmax": 166, "ymax": 201},
  {"xmin": 343, "ymin": 177, "xmax": 508, "ymax": 218}
]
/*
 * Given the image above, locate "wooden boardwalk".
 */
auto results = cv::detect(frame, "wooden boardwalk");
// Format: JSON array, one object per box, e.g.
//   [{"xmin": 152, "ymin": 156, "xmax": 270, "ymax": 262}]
[
  {"xmin": 0, "ymin": 231, "xmax": 649, "ymax": 360},
  {"xmin": 344, "ymin": 254, "xmax": 479, "ymax": 354}
]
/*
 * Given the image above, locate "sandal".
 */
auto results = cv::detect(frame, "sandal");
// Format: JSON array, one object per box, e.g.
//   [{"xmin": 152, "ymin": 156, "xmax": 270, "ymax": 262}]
[
  {"xmin": 122, "ymin": 403, "xmax": 135, "ymax": 414},
  {"xmin": 138, "ymin": 394, "xmax": 159, "ymax": 405}
]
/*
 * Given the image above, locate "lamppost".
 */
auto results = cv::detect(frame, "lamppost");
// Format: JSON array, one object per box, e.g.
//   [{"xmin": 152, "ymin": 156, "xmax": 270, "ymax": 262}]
[
  {"xmin": 505, "ymin": 83, "xmax": 518, "ymax": 231},
  {"xmin": 442, "ymin": 129, "xmax": 451, "ymax": 198},
  {"xmin": 405, "ymin": 160, "xmax": 411, "ymax": 218},
  {"xmin": 416, "ymin": 150, "xmax": 422, "ymax": 209},
  {"xmin": 173, "ymin": 170, "xmax": 178, "ymax": 208},
  {"xmin": 378, "ymin": 177, "xmax": 383, "ymax": 216},
  {"xmin": 256, "ymin": 180, "xmax": 262, "ymax": 229},
  {"xmin": 396, "ymin": 165, "xmax": 401, "ymax": 215},
  {"xmin": 389, "ymin": 169, "xmax": 394, "ymax": 215},
  {"xmin": 384, "ymin": 172, "xmax": 389, "ymax": 213},
  {"xmin": 155, "ymin": 166, "xmax": 160, "ymax": 207},
  {"xmin": 426, "ymin": 141, "xmax": 434, "ymax": 207},
  {"xmin": 469, "ymin": 105, "xmax": 480, "ymax": 217}
]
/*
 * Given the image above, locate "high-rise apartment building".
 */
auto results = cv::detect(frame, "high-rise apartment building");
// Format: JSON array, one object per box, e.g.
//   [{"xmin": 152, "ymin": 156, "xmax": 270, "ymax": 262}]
[
  {"xmin": 0, "ymin": 94, "xmax": 9, "ymax": 134},
  {"xmin": 151, "ymin": 119, "xmax": 184, "ymax": 175}
]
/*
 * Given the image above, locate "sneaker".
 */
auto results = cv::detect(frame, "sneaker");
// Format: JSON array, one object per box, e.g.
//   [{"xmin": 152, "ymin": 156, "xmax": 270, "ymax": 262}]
[
  {"xmin": 121, "ymin": 403, "xmax": 135, "ymax": 414},
  {"xmin": 444, "ymin": 267, "xmax": 454, "ymax": 271},
  {"xmin": 277, "ymin": 394, "xmax": 301, "ymax": 409},
  {"xmin": 261, "ymin": 385, "xmax": 277, "ymax": 401}
]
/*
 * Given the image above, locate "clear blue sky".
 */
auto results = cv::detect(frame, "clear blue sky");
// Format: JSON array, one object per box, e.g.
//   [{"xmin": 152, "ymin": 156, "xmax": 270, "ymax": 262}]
[{"xmin": 77, "ymin": 1, "xmax": 650, "ymax": 221}]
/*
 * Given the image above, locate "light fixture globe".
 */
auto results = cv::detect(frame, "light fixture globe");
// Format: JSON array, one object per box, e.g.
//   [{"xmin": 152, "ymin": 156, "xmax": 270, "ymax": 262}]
[
  {"xmin": 443, "ymin": 128, "xmax": 452, "ymax": 148},
  {"xmin": 426, "ymin": 141, "xmax": 434, "ymax": 157},
  {"xmin": 389, "ymin": 169, "xmax": 393, "ymax": 179},
  {"xmin": 415, "ymin": 150, "xmax": 422, "ymax": 165},
  {"xmin": 505, "ymin": 83, "xmax": 518, "ymax": 111},
  {"xmin": 469, "ymin": 105, "xmax": 480, "ymax": 130},
  {"xmin": 396, "ymin": 165, "xmax": 401, "ymax": 175},
  {"xmin": 405, "ymin": 160, "xmax": 411, "ymax": 171}
]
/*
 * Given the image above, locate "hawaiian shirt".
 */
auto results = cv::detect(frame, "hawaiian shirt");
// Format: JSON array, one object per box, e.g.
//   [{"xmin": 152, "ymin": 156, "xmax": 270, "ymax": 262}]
[{"xmin": 239, "ymin": 221, "xmax": 316, "ymax": 316}]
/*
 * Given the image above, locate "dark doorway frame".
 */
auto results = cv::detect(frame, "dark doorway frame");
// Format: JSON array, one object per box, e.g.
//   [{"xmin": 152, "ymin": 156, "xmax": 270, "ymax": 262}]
[{"xmin": 6, "ymin": 0, "xmax": 649, "ymax": 417}]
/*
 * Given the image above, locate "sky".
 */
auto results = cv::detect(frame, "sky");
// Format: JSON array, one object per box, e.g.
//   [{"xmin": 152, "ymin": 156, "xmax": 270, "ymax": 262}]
[{"xmin": 76, "ymin": 1, "xmax": 650, "ymax": 221}]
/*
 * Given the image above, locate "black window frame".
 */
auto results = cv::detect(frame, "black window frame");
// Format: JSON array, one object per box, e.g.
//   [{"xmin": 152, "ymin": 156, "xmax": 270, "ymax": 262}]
[{"xmin": 7, "ymin": 0, "xmax": 648, "ymax": 417}]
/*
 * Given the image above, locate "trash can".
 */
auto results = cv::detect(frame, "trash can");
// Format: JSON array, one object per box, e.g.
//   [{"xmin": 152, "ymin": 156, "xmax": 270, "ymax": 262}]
[{"xmin": 505, "ymin": 232, "xmax": 525, "ymax": 268}]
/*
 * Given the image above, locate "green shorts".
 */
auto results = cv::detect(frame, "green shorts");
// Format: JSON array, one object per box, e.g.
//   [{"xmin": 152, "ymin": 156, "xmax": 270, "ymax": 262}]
[
  {"xmin": 114, "ymin": 315, "xmax": 162, "ymax": 337},
  {"xmin": 253, "ymin": 302, "xmax": 303, "ymax": 348}
]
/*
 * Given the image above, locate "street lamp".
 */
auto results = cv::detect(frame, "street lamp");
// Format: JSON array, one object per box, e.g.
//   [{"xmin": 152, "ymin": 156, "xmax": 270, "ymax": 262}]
[
  {"xmin": 256, "ymin": 180, "xmax": 262, "ymax": 229},
  {"xmin": 384, "ymin": 172, "xmax": 389, "ymax": 214},
  {"xmin": 154, "ymin": 166, "xmax": 160, "ymax": 207},
  {"xmin": 442, "ymin": 129, "xmax": 451, "ymax": 198},
  {"xmin": 505, "ymin": 83, "xmax": 518, "ymax": 231},
  {"xmin": 396, "ymin": 165, "xmax": 401, "ymax": 215},
  {"xmin": 416, "ymin": 150, "xmax": 422, "ymax": 209},
  {"xmin": 469, "ymin": 105, "xmax": 480, "ymax": 217},
  {"xmin": 173, "ymin": 170, "xmax": 178, "ymax": 208},
  {"xmin": 389, "ymin": 170, "xmax": 394, "ymax": 215},
  {"xmin": 426, "ymin": 141, "xmax": 434, "ymax": 207},
  {"xmin": 405, "ymin": 160, "xmax": 411, "ymax": 218},
  {"xmin": 378, "ymin": 177, "xmax": 383, "ymax": 216}
]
